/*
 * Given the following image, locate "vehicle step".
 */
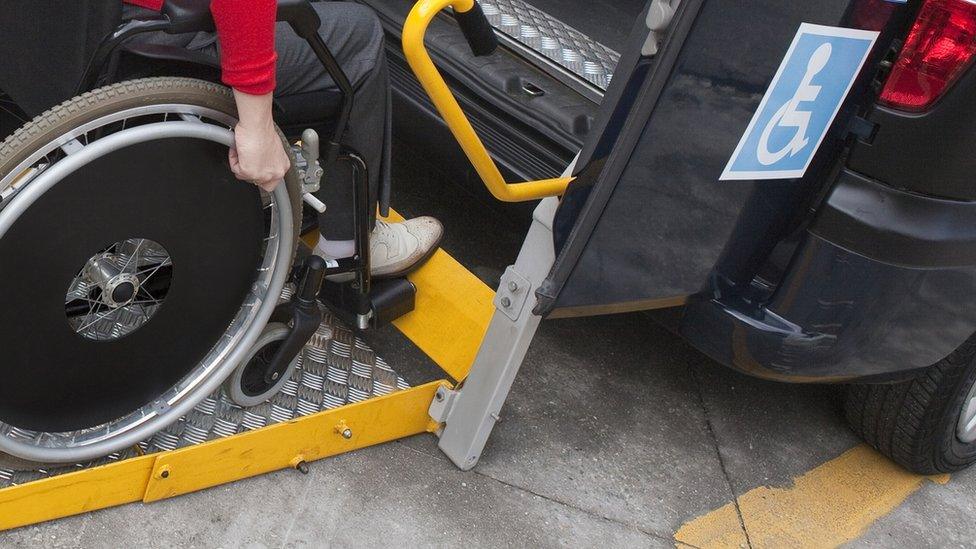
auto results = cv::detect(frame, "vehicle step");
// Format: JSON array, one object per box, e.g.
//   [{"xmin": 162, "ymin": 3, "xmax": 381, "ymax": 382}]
[{"xmin": 481, "ymin": 0, "xmax": 620, "ymax": 91}]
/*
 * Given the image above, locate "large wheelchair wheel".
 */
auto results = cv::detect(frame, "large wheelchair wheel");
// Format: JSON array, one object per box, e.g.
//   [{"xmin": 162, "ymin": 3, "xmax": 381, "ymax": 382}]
[{"xmin": 0, "ymin": 77, "xmax": 302, "ymax": 463}]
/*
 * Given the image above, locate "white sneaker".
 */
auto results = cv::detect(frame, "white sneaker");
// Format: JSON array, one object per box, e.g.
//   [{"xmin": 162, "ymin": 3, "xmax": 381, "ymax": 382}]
[{"xmin": 369, "ymin": 216, "xmax": 443, "ymax": 278}]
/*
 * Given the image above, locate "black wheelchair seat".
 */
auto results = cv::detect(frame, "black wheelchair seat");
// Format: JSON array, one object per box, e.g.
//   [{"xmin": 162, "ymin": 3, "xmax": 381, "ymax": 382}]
[{"xmin": 160, "ymin": 0, "xmax": 215, "ymax": 34}]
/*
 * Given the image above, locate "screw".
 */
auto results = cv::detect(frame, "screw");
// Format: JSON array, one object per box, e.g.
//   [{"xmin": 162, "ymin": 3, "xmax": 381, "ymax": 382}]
[
  {"xmin": 271, "ymin": 372, "xmax": 280, "ymax": 381},
  {"xmin": 296, "ymin": 461, "xmax": 310, "ymax": 475},
  {"xmin": 500, "ymin": 297, "xmax": 512, "ymax": 308},
  {"xmin": 508, "ymin": 281, "xmax": 519, "ymax": 292},
  {"xmin": 342, "ymin": 428, "xmax": 353, "ymax": 439},
  {"xmin": 435, "ymin": 390, "xmax": 445, "ymax": 402}
]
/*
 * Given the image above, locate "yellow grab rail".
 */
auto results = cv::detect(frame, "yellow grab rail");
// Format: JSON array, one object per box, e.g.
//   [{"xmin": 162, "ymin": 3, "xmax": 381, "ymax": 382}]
[{"xmin": 402, "ymin": 0, "xmax": 573, "ymax": 202}]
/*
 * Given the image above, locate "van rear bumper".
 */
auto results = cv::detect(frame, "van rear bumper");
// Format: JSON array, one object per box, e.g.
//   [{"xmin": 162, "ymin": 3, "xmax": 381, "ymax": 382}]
[{"xmin": 680, "ymin": 170, "xmax": 976, "ymax": 383}]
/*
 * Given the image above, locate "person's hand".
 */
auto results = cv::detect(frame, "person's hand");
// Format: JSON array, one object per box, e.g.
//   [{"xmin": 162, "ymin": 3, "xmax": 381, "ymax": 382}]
[{"xmin": 229, "ymin": 90, "xmax": 290, "ymax": 193}]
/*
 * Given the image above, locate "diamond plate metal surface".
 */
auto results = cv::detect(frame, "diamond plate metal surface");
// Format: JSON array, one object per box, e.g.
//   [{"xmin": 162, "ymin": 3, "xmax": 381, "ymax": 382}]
[
  {"xmin": 0, "ymin": 288, "xmax": 409, "ymax": 489},
  {"xmin": 481, "ymin": 0, "xmax": 620, "ymax": 90}
]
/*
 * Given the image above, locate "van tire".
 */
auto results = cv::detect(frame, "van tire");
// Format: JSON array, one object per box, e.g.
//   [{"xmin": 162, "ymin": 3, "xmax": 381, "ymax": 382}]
[{"xmin": 845, "ymin": 335, "xmax": 976, "ymax": 474}]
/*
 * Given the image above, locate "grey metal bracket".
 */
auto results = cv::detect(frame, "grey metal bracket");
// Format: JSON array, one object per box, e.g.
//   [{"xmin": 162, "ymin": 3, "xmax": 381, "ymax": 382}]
[
  {"xmin": 295, "ymin": 128, "xmax": 327, "ymax": 213},
  {"xmin": 428, "ymin": 385, "xmax": 459, "ymax": 425},
  {"xmin": 436, "ymin": 197, "xmax": 558, "ymax": 470},
  {"xmin": 494, "ymin": 267, "xmax": 531, "ymax": 322}
]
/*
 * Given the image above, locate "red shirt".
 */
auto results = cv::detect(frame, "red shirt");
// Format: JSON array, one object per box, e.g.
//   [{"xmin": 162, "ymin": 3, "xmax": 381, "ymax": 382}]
[{"xmin": 125, "ymin": 0, "xmax": 277, "ymax": 95}]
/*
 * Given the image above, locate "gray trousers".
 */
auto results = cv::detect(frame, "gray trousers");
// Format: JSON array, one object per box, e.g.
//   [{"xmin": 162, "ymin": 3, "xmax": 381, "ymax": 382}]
[{"xmin": 124, "ymin": 2, "xmax": 390, "ymax": 239}]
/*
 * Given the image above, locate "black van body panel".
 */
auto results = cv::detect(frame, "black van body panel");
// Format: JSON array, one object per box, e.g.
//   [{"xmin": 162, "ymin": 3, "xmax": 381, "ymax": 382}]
[
  {"xmin": 681, "ymin": 169, "xmax": 976, "ymax": 383},
  {"xmin": 849, "ymin": 64, "xmax": 976, "ymax": 202}
]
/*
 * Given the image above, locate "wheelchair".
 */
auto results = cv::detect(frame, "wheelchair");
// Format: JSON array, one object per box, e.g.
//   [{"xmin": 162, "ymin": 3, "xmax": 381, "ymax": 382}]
[{"xmin": 0, "ymin": 0, "xmax": 402, "ymax": 464}]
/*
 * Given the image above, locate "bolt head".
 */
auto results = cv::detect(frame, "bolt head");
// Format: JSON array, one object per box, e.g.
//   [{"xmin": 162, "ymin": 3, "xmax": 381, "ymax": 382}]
[
  {"xmin": 342, "ymin": 428, "xmax": 353, "ymax": 439},
  {"xmin": 500, "ymin": 297, "xmax": 512, "ymax": 308},
  {"xmin": 508, "ymin": 281, "xmax": 519, "ymax": 292},
  {"xmin": 271, "ymin": 372, "xmax": 280, "ymax": 381}
]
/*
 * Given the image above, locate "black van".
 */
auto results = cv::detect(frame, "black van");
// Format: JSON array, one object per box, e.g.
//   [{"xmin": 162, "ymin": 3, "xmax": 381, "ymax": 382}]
[{"xmin": 364, "ymin": 0, "xmax": 976, "ymax": 474}]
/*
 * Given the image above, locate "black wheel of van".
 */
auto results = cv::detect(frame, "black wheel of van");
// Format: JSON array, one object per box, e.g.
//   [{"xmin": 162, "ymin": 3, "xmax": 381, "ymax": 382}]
[
  {"xmin": 846, "ymin": 335, "xmax": 976, "ymax": 474},
  {"xmin": 0, "ymin": 77, "xmax": 302, "ymax": 464}
]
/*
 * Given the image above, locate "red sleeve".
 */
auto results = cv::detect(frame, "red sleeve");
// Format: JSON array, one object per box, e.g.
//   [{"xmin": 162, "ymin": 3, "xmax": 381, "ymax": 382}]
[{"xmin": 210, "ymin": 0, "xmax": 278, "ymax": 95}]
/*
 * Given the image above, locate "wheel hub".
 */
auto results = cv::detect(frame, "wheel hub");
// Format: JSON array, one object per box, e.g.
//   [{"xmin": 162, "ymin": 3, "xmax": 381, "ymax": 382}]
[
  {"xmin": 66, "ymin": 239, "xmax": 171, "ymax": 341},
  {"xmin": 957, "ymin": 378, "xmax": 976, "ymax": 443}
]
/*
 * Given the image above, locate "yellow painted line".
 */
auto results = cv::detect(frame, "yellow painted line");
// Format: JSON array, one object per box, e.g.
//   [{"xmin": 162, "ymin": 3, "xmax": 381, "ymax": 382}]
[
  {"xmin": 675, "ymin": 444, "xmax": 950, "ymax": 548},
  {"xmin": 382, "ymin": 209, "xmax": 495, "ymax": 382}
]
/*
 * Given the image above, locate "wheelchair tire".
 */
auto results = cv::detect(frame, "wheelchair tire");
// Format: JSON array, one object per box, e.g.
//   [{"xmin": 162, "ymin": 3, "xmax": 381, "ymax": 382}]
[
  {"xmin": 0, "ymin": 77, "xmax": 303, "ymax": 239},
  {"xmin": 223, "ymin": 322, "xmax": 301, "ymax": 408},
  {"xmin": 0, "ymin": 77, "xmax": 303, "ymax": 464}
]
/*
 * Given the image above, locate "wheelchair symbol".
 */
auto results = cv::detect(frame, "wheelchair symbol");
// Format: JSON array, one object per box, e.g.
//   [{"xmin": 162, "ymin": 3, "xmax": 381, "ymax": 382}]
[
  {"xmin": 757, "ymin": 43, "xmax": 831, "ymax": 166},
  {"xmin": 720, "ymin": 24, "xmax": 879, "ymax": 181}
]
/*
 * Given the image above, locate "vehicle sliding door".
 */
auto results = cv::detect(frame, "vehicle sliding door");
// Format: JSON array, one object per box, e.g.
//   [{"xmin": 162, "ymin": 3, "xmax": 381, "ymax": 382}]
[{"xmin": 536, "ymin": 0, "xmax": 911, "ymax": 318}]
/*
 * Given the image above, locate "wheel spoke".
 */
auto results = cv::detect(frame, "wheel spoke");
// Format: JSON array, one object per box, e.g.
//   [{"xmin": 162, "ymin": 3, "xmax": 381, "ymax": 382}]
[
  {"xmin": 76, "ymin": 306, "xmax": 119, "ymax": 333},
  {"xmin": 137, "ymin": 260, "xmax": 171, "ymax": 284},
  {"xmin": 120, "ymin": 239, "xmax": 144, "ymax": 273}
]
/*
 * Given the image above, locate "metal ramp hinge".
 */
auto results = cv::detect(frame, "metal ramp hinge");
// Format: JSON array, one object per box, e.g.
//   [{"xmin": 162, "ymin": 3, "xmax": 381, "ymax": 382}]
[{"xmin": 428, "ymin": 385, "xmax": 459, "ymax": 427}]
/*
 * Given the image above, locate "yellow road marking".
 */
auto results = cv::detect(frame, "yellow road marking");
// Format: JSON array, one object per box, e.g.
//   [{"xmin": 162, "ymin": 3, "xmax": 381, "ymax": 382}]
[
  {"xmin": 382, "ymin": 209, "xmax": 495, "ymax": 381},
  {"xmin": 675, "ymin": 445, "xmax": 950, "ymax": 548}
]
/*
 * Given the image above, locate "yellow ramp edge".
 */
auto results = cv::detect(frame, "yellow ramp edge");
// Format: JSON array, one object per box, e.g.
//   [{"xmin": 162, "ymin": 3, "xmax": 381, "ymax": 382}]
[
  {"xmin": 0, "ymin": 382, "xmax": 447, "ymax": 531},
  {"xmin": 0, "ymin": 455, "xmax": 156, "ymax": 532},
  {"xmin": 383, "ymin": 209, "xmax": 495, "ymax": 381},
  {"xmin": 675, "ymin": 444, "xmax": 950, "ymax": 548}
]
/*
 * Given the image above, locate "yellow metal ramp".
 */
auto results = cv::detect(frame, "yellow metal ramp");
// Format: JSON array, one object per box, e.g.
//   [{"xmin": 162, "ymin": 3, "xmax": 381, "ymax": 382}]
[{"xmin": 0, "ymin": 215, "xmax": 495, "ymax": 531}]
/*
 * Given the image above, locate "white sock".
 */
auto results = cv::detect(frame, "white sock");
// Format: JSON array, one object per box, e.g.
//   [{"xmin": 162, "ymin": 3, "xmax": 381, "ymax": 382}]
[{"xmin": 314, "ymin": 238, "xmax": 355, "ymax": 259}]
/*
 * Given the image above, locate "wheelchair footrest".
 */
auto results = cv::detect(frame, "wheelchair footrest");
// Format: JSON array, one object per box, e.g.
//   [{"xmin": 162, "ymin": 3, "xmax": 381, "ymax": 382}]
[{"xmin": 319, "ymin": 277, "xmax": 416, "ymax": 329}]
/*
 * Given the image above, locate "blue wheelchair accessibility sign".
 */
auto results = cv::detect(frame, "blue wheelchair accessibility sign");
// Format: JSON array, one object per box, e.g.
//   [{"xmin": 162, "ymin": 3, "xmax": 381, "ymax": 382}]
[{"xmin": 720, "ymin": 24, "xmax": 879, "ymax": 181}]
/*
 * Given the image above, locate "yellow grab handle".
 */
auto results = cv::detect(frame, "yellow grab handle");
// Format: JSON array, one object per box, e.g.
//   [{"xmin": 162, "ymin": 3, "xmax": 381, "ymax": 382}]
[{"xmin": 402, "ymin": 0, "xmax": 573, "ymax": 202}]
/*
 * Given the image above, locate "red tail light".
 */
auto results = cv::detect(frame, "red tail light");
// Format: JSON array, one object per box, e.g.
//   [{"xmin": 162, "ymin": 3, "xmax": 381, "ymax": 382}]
[{"xmin": 879, "ymin": 0, "xmax": 976, "ymax": 112}]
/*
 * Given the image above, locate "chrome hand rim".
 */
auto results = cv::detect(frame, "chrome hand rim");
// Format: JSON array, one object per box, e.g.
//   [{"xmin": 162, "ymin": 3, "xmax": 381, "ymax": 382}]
[{"xmin": 0, "ymin": 113, "xmax": 293, "ymax": 463}]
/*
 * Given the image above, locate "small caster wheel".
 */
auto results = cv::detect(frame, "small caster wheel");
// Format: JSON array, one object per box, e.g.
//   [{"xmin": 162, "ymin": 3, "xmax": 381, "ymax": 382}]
[{"xmin": 224, "ymin": 322, "xmax": 300, "ymax": 408}]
